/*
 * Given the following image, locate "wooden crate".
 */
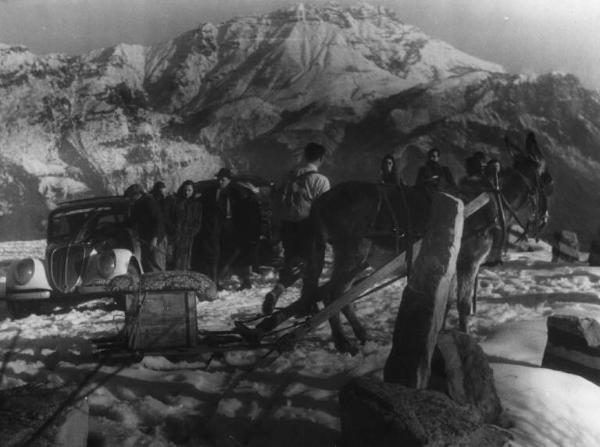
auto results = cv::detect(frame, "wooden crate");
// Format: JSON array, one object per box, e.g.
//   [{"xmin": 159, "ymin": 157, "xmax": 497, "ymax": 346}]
[{"xmin": 125, "ymin": 290, "xmax": 198, "ymax": 350}]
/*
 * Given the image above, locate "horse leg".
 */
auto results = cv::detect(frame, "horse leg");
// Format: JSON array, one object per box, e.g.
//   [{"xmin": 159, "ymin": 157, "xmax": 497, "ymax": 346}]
[
  {"xmin": 456, "ymin": 237, "xmax": 492, "ymax": 332},
  {"xmin": 443, "ymin": 272, "xmax": 458, "ymax": 330},
  {"xmin": 296, "ymin": 223, "xmax": 326, "ymax": 315},
  {"xmin": 325, "ymin": 241, "xmax": 368, "ymax": 354},
  {"xmin": 341, "ymin": 305, "xmax": 368, "ymax": 344},
  {"xmin": 456, "ymin": 259, "xmax": 478, "ymax": 333}
]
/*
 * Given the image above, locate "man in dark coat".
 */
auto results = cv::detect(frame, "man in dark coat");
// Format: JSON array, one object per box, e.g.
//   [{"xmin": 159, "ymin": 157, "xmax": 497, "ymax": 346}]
[
  {"xmin": 125, "ymin": 183, "xmax": 167, "ymax": 272},
  {"xmin": 197, "ymin": 168, "xmax": 260, "ymax": 290},
  {"xmin": 415, "ymin": 147, "xmax": 456, "ymax": 195}
]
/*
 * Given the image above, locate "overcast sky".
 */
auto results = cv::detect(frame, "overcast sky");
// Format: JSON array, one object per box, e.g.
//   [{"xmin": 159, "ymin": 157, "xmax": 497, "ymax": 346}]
[{"xmin": 0, "ymin": 0, "xmax": 599, "ymax": 89}]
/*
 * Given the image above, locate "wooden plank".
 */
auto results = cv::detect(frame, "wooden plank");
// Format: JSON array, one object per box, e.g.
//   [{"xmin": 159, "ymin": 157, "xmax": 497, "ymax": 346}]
[{"xmin": 464, "ymin": 192, "xmax": 490, "ymax": 218}]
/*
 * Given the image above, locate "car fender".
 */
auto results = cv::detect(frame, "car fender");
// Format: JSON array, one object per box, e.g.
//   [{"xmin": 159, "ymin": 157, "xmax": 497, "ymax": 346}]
[{"xmin": 5, "ymin": 258, "xmax": 51, "ymax": 292}]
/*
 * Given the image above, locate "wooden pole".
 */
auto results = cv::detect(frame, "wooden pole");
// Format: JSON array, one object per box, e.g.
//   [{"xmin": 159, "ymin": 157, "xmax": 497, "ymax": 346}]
[{"xmin": 383, "ymin": 193, "xmax": 464, "ymax": 388}]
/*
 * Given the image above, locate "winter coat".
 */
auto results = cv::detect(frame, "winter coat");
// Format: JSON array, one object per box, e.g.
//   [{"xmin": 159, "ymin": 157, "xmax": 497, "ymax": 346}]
[
  {"xmin": 171, "ymin": 197, "xmax": 202, "ymax": 238},
  {"xmin": 130, "ymin": 194, "xmax": 165, "ymax": 243},
  {"xmin": 415, "ymin": 160, "xmax": 456, "ymax": 193}
]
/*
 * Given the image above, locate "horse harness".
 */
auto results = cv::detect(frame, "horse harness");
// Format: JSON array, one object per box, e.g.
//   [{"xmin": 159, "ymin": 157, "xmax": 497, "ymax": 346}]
[
  {"xmin": 509, "ymin": 168, "xmax": 548, "ymax": 238},
  {"xmin": 366, "ymin": 183, "xmax": 415, "ymax": 275},
  {"xmin": 364, "ymin": 165, "xmax": 546, "ymax": 270},
  {"xmin": 464, "ymin": 166, "xmax": 547, "ymax": 245}
]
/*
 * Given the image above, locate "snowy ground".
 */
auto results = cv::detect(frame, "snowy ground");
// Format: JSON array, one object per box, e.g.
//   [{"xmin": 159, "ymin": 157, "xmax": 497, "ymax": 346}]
[{"xmin": 1, "ymin": 240, "xmax": 600, "ymax": 446}]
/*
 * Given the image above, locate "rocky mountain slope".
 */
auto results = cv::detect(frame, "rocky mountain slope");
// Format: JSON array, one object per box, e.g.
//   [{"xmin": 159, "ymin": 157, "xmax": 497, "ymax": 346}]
[{"xmin": 0, "ymin": 2, "xmax": 599, "ymax": 243}]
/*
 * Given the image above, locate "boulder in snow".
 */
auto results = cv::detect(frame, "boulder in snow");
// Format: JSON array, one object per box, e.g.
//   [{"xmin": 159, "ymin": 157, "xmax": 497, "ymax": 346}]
[
  {"xmin": 551, "ymin": 230, "xmax": 580, "ymax": 262},
  {"xmin": 588, "ymin": 239, "xmax": 600, "ymax": 266},
  {"xmin": 506, "ymin": 224, "xmax": 529, "ymax": 252},
  {"xmin": 542, "ymin": 314, "xmax": 600, "ymax": 384},
  {"xmin": 338, "ymin": 377, "xmax": 510, "ymax": 447},
  {"xmin": 429, "ymin": 330, "xmax": 503, "ymax": 424}
]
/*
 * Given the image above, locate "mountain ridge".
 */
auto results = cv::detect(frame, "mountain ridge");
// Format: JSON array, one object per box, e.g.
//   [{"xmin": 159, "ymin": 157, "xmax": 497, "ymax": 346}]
[{"xmin": 0, "ymin": 2, "xmax": 598, "ymax": 243}]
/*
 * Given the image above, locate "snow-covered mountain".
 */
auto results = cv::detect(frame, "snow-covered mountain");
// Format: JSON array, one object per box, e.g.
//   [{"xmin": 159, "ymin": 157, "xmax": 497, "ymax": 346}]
[{"xmin": 0, "ymin": 2, "xmax": 599, "ymax": 242}]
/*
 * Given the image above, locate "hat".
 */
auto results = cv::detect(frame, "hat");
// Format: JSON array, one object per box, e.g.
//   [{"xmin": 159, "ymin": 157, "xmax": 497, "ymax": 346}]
[{"xmin": 215, "ymin": 168, "xmax": 232, "ymax": 179}]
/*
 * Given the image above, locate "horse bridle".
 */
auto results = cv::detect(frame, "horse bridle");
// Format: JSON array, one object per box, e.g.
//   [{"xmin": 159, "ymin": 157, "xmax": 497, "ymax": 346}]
[{"xmin": 500, "ymin": 162, "xmax": 549, "ymax": 240}]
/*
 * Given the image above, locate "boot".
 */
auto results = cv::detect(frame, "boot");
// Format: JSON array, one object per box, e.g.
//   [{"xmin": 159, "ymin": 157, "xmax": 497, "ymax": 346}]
[
  {"xmin": 262, "ymin": 283, "xmax": 285, "ymax": 315},
  {"xmin": 239, "ymin": 277, "xmax": 252, "ymax": 290},
  {"xmin": 239, "ymin": 265, "xmax": 253, "ymax": 290}
]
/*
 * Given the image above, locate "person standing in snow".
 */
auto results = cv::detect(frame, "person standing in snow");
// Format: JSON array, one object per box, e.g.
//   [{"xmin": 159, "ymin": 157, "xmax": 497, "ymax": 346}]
[
  {"xmin": 171, "ymin": 180, "xmax": 202, "ymax": 271},
  {"xmin": 150, "ymin": 180, "xmax": 176, "ymax": 268},
  {"xmin": 197, "ymin": 168, "xmax": 256, "ymax": 290},
  {"xmin": 124, "ymin": 183, "xmax": 167, "ymax": 272},
  {"xmin": 261, "ymin": 142, "xmax": 330, "ymax": 315}
]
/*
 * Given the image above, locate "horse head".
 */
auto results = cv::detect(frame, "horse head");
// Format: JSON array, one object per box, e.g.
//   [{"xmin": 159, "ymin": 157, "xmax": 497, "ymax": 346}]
[{"xmin": 502, "ymin": 131, "xmax": 553, "ymax": 237}]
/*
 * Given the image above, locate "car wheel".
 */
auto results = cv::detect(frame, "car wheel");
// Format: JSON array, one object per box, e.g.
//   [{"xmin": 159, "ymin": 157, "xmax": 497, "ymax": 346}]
[{"xmin": 6, "ymin": 301, "xmax": 43, "ymax": 320}]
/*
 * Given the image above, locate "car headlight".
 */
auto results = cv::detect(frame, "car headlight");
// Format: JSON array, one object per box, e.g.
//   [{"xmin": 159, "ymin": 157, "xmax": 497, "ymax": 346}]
[
  {"xmin": 97, "ymin": 251, "xmax": 116, "ymax": 279},
  {"xmin": 14, "ymin": 258, "xmax": 35, "ymax": 285}
]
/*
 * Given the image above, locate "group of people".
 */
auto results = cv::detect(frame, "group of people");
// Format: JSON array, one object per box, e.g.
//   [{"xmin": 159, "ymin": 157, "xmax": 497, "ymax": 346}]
[
  {"xmin": 379, "ymin": 147, "xmax": 501, "ymax": 193},
  {"xmin": 124, "ymin": 167, "xmax": 262, "ymax": 290},
  {"xmin": 123, "ymin": 142, "xmax": 500, "ymax": 311},
  {"xmin": 378, "ymin": 147, "xmax": 505, "ymax": 265}
]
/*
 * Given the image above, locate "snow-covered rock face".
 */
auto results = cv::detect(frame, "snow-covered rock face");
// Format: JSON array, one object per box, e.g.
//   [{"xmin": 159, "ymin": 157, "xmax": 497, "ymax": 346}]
[{"xmin": 0, "ymin": 3, "xmax": 598, "ymax": 242}]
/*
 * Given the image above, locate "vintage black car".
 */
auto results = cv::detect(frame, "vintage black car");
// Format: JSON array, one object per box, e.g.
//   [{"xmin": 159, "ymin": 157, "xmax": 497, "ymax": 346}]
[
  {"xmin": 2, "ymin": 196, "xmax": 142, "ymax": 317},
  {"xmin": 1, "ymin": 176, "xmax": 280, "ymax": 318}
]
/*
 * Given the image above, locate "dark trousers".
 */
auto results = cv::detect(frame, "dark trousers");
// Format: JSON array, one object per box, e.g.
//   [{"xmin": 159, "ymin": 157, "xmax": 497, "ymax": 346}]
[
  {"xmin": 141, "ymin": 237, "xmax": 167, "ymax": 272},
  {"xmin": 173, "ymin": 233, "xmax": 195, "ymax": 270},
  {"xmin": 207, "ymin": 219, "xmax": 236, "ymax": 284},
  {"xmin": 278, "ymin": 219, "xmax": 312, "ymax": 288}
]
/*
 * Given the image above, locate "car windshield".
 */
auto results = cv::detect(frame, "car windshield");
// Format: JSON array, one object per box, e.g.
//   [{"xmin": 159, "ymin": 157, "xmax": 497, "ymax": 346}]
[{"xmin": 47, "ymin": 204, "xmax": 129, "ymax": 244}]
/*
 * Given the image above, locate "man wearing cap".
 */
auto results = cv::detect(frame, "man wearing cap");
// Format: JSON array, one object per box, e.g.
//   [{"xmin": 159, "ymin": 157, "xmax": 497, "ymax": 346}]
[{"xmin": 124, "ymin": 183, "xmax": 167, "ymax": 272}]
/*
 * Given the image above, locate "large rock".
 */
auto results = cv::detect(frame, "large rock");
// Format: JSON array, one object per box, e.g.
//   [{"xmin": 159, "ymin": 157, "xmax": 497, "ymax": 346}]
[
  {"xmin": 429, "ymin": 330, "xmax": 503, "ymax": 423},
  {"xmin": 551, "ymin": 230, "xmax": 580, "ymax": 262},
  {"xmin": 542, "ymin": 314, "xmax": 600, "ymax": 384},
  {"xmin": 588, "ymin": 239, "xmax": 600, "ymax": 266},
  {"xmin": 0, "ymin": 384, "xmax": 89, "ymax": 447},
  {"xmin": 339, "ymin": 377, "xmax": 510, "ymax": 447}
]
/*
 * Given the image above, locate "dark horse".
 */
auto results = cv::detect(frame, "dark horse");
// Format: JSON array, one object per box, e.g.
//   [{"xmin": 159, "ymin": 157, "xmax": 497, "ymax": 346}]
[{"xmin": 256, "ymin": 132, "xmax": 552, "ymax": 354}]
